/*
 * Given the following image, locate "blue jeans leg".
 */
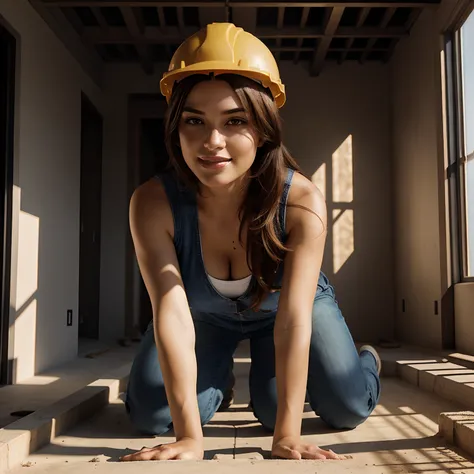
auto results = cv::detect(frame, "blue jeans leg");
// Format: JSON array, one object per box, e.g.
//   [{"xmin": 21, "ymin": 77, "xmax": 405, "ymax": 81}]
[
  {"xmin": 249, "ymin": 294, "xmax": 381, "ymax": 431},
  {"xmin": 125, "ymin": 319, "xmax": 240, "ymax": 435},
  {"xmin": 306, "ymin": 294, "xmax": 381, "ymax": 430}
]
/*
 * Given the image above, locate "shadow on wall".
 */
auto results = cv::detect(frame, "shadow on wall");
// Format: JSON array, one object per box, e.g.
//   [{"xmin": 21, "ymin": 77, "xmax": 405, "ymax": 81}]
[
  {"xmin": 298, "ymin": 128, "xmax": 393, "ymax": 343},
  {"xmin": 308, "ymin": 133, "xmax": 361, "ymax": 334},
  {"xmin": 312, "ymin": 134, "xmax": 355, "ymax": 276},
  {"xmin": 10, "ymin": 201, "xmax": 40, "ymax": 382}
]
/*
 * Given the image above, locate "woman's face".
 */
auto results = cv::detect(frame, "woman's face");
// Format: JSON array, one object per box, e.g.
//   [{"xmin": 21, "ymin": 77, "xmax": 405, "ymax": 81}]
[{"xmin": 178, "ymin": 79, "xmax": 261, "ymax": 189}]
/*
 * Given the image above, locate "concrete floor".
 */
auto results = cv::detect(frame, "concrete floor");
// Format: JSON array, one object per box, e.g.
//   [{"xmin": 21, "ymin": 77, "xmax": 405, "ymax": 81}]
[
  {"xmin": 7, "ymin": 349, "xmax": 474, "ymax": 474},
  {"xmin": 0, "ymin": 339, "xmax": 136, "ymax": 428}
]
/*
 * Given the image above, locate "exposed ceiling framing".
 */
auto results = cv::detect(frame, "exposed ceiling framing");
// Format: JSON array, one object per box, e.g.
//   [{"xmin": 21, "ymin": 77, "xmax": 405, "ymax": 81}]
[{"xmin": 31, "ymin": 0, "xmax": 440, "ymax": 76}]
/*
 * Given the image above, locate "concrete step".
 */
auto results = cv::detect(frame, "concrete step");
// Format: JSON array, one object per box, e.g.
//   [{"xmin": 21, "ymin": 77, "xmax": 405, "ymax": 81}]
[
  {"xmin": 2, "ymin": 344, "xmax": 474, "ymax": 473},
  {"xmin": 5, "ymin": 375, "xmax": 474, "ymax": 473}
]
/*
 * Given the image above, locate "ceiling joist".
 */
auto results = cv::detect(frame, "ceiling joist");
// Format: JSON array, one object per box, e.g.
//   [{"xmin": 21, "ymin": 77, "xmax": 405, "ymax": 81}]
[
  {"xmin": 41, "ymin": 0, "xmax": 439, "ymax": 7},
  {"xmin": 310, "ymin": 6, "xmax": 345, "ymax": 75},
  {"xmin": 340, "ymin": 6, "xmax": 369, "ymax": 63},
  {"xmin": 121, "ymin": 6, "xmax": 154, "ymax": 73},
  {"xmin": 294, "ymin": 7, "xmax": 311, "ymax": 64},
  {"xmin": 32, "ymin": 0, "xmax": 439, "ymax": 74},
  {"xmin": 81, "ymin": 25, "xmax": 408, "ymax": 44},
  {"xmin": 360, "ymin": 6, "xmax": 396, "ymax": 62}
]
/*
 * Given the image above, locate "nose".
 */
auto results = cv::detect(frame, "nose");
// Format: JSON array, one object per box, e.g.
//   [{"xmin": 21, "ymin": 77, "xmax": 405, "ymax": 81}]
[{"xmin": 203, "ymin": 128, "xmax": 225, "ymax": 151}]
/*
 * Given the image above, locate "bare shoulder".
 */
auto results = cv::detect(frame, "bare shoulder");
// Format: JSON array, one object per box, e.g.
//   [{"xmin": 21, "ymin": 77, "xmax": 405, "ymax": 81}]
[
  {"xmin": 286, "ymin": 171, "xmax": 327, "ymax": 234},
  {"xmin": 130, "ymin": 177, "xmax": 174, "ymax": 240}
]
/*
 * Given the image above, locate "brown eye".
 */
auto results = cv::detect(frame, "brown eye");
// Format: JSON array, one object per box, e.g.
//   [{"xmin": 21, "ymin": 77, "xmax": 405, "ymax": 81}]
[
  {"xmin": 184, "ymin": 117, "xmax": 203, "ymax": 125},
  {"xmin": 227, "ymin": 118, "xmax": 247, "ymax": 126}
]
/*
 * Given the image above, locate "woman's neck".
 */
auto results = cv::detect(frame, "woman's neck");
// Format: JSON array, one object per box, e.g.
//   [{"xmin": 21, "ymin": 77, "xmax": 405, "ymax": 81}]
[{"xmin": 197, "ymin": 175, "xmax": 249, "ymax": 218}]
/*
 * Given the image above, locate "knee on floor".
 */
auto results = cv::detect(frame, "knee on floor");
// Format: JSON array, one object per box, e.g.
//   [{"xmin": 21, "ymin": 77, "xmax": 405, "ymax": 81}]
[
  {"xmin": 251, "ymin": 400, "xmax": 277, "ymax": 432},
  {"xmin": 129, "ymin": 409, "xmax": 173, "ymax": 436},
  {"xmin": 318, "ymin": 402, "xmax": 369, "ymax": 430},
  {"xmin": 125, "ymin": 396, "xmax": 173, "ymax": 436}
]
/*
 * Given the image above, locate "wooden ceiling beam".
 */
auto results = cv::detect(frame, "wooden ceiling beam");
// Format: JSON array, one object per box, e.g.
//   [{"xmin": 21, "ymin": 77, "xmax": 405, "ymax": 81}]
[
  {"xmin": 82, "ymin": 25, "xmax": 408, "ymax": 43},
  {"xmin": 310, "ymin": 6, "xmax": 345, "ymax": 76},
  {"xmin": 156, "ymin": 6, "xmax": 166, "ymax": 29},
  {"xmin": 360, "ymin": 6, "xmax": 396, "ymax": 63},
  {"xmin": 41, "ymin": 1, "xmax": 440, "ymax": 8},
  {"xmin": 405, "ymin": 7, "xmax": 423, "ymax": 30},
  {"xmin": 339, "ymin": 6, "xmax": 369, "ymax": 63},
  {"xmin": 177, "ymin": 6, "xmax": 185, "ymax": 33},
  {"xmin": 155, "ymin": 7, "xmax": 172, "ymax": 59},
  {"xmin": 294, "ymin": 7, "xmax": 311, "ymax": 64},
  {"xmin": 381, "ymin": 7, "xmax": 421, "ymax": 62},
  {"xmin": 120, "ymin": 7, "xmax": 154, "ymax": 73},
  {"xmin": 275, "ymin": 7, "xmax": 285, "ymax": 61},
  {"xmin": 91, "ymin": 7, "xmax": 108, "ymax": 29}
]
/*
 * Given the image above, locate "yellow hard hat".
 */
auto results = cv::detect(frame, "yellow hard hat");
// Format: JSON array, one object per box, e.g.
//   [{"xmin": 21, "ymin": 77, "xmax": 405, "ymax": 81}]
[{"xmin": 160, "ymin": 22, "xmax": 286, "ymax": 108}]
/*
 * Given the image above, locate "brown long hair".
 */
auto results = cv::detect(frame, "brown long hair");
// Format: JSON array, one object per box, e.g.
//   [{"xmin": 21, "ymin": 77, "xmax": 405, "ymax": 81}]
[{"xmin": 164, "ymin": 74, "xmax": 301, "ymax": 309}]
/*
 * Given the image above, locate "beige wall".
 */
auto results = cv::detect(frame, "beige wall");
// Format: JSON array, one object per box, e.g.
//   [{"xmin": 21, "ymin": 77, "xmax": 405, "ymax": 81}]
[
  {"xmin": 280, "ymin": 62, "xmax": 394, "ymax": 342},
  {"xmin": 390, "ymin": 0, "xmax": 474, "ymax": 350},
  {"xmin": 100, "ymin": 60, "xmax": 394, "ymax": 344},
  {"xmin": 98, "ymin": 66, "xmax": 167, "ymax": 344},
  {"xmin": 0, "ymin": 0, "xmax": 104, "ymax": 381}
]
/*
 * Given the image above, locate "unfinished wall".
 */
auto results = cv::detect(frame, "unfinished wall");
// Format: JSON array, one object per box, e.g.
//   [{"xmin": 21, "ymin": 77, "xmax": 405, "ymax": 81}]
[
  {"xmin": 280, "ymin": 61, "xmax": 393, "ymax": 342},
  {"xmin": 98, "ymin": 67, "xmax": 164, "ymax": 344},
  {"xmin": 0, "ymin": 0, "xmax": 104, "ymax": 381},
  {"xmin": 100, "ymin": 60, "xmax": 393, "ymax": 344},
  {"xmin": 390, "ymin": 0, "xmax": 474, "ymax": 350}
]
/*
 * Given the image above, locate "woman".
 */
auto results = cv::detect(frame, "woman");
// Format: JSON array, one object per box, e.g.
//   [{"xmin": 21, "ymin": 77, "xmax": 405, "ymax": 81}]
[{"xmin": 121, "ymin": 22, "xmax": 381, "ymax": 462}]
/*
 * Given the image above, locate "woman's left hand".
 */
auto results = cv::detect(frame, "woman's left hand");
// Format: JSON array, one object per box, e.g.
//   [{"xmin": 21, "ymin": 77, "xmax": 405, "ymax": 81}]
[{"xmin": 272, "ymin": 437, "xmax": 345, "ymax": 460}]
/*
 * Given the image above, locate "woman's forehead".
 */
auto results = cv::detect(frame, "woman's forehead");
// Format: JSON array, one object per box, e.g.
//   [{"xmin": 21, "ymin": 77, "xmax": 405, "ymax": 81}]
[{"xmin": 184, "ymin": 80, "xmax": 243, "ymax": 112}]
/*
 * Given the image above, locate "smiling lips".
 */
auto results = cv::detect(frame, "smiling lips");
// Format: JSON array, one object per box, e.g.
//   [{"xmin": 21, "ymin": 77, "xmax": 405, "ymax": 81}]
[
  {"xmin": 198, "ymin": 156, "xmax": 232, "ymax": 169},
  {"xmin": 199, "ymin": 156, "xmax": 231, "ymax": 162}
]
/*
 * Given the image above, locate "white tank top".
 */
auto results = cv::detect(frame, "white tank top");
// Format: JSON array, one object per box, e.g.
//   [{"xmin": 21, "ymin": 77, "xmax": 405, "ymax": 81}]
[{"xmin": 207, "ymin": 274, "xmax": 252, "ymax": 298}]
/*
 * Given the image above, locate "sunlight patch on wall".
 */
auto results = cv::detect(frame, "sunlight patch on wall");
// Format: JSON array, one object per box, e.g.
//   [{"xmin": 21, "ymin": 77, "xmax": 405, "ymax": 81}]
[
  {"xmin": 14, "ymin": 208, "xmax": 40, "ymax": 381},
  {"xmin": 16, "ymin": 210, "xmax": 40, "ymax": 311},
  {"xmin": 333, "ymin": 209, "xmax": 354, "ymax": 274},
  {"xmin": 332, "ymin": 135, "xmax": 354, "ymax": 274},
  {"xmin": 332, "ymin": 134, "xmax": 353, "ymax": 203}
]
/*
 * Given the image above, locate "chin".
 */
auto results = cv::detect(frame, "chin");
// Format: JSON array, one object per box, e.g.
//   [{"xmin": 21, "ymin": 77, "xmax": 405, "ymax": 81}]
[
  {"xmin": 196, "ymin": 171, "xmax": 237, "ymax": 188},
  {"xmin": 191, "ymin": 164, "xmax": 249, "ymax": 188}
]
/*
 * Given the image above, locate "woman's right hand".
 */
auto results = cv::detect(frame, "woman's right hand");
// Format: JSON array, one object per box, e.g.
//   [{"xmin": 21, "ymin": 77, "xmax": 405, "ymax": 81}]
[{"xmin": 119, "ymin": 437, "xmax": 204, "ymax": 461}]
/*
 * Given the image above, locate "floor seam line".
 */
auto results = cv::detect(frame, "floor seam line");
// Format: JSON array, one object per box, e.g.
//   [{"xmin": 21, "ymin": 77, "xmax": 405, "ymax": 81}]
[{"xmin": 233, "ymin": 425, "xmax": 237, "ymax": 459}]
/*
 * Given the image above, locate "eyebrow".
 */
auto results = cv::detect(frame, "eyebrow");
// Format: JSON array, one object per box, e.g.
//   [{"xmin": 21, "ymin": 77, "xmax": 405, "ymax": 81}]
[{"xmin": 183, "ymin": 106, "xmax": 246, "ymax": 115}]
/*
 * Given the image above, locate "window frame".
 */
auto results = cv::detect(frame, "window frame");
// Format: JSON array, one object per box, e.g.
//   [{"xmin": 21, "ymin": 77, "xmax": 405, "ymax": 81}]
[{"xmin": 447, "ymin": 10, "xmax": 474, "ymax": 283}]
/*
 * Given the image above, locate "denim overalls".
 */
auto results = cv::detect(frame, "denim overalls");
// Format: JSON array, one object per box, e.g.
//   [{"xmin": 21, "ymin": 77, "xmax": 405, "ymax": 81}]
[{"xmin": 125, "ymin": 169, "xmax": 380, "ymax": 435}]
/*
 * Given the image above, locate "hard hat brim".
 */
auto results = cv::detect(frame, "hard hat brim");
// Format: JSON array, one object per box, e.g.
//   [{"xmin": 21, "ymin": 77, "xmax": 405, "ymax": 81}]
[{"xmin": 160, "ymin": 63, "xmax": 286, "ymax": 108}]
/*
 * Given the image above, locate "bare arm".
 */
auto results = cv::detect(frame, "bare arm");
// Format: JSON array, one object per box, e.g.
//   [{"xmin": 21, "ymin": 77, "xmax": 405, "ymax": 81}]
[
  {"xmin": 129, "ymin": 179, "xmax": 202, "ymax": 444},
  {"xmin": 272, "ymin": 175, "xmax": 331, "ymax": 456}
]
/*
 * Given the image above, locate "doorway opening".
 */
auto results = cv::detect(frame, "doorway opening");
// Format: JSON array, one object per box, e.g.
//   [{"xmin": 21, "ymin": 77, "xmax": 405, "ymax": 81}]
[
  {"xmin": 0, "ymin": 24, "xmax": 16, "ymax": 386},
  {"xmin": 125, "ymin": 95, "xmax": 168, "ymax": 339},
  {"xmin": 78, "ymin": 93, "xmax": 103, "ymax": 349}
]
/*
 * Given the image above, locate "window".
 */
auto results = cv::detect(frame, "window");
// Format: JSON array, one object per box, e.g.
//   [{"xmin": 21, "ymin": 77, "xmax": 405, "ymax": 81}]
[
  {"xmin": 449, "ymin": 8, "xmax": 474, "ymax": 280},
  {"xmin": 460, "ymin": 13, "xmax": 474, "ymax": 277}
]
